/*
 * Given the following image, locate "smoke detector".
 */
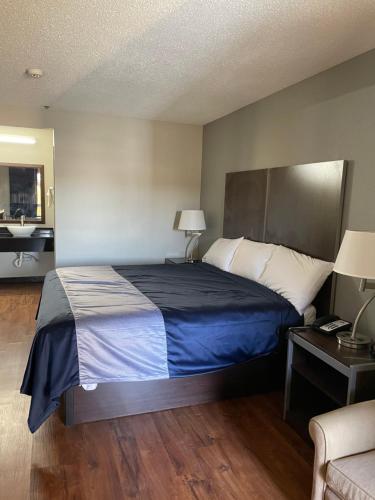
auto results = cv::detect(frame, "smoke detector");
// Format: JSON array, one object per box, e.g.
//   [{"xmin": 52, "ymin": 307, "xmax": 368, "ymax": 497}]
[{"xmin": 25, "ymin": 68, "xmax": 44, "ymax": 79}]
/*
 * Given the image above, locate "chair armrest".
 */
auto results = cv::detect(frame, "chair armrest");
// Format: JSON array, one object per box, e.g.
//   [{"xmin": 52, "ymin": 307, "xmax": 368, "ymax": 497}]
[{"xmin": 309, "ymin": 400, "xmax": 375, "ymax": 500}]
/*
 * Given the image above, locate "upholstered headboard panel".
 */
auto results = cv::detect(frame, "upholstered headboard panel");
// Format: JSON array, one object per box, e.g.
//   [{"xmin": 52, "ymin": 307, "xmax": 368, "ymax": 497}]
[{"xmin": 223, "ymin": 161, "xmax": 347, "ymax": 313}]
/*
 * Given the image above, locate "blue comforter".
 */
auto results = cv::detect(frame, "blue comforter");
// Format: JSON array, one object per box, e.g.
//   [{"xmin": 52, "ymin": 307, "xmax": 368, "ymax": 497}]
[{"xmin": 21, "ymin": 263, "xmax": 301, "ymax": 432}]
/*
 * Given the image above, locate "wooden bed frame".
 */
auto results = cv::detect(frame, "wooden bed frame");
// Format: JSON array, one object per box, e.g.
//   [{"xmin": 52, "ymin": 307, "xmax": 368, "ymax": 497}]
[
  {"xmin": 64, "ymin": 352, "xmax": 283, "ymax": 425},
  {"xmin": 64, "ymin": 160, "xmax": 347, "ymax": 426}
]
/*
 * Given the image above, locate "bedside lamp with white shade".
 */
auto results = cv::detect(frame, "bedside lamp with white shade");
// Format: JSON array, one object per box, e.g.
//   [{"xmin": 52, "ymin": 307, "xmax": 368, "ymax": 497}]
[
  {"xmin": 333, "ymin": 230, "xmax": 375, "ymax": 349},
  {"xmin": 178, "ymin": 210, "xmax": 206, "ymax": 263}
]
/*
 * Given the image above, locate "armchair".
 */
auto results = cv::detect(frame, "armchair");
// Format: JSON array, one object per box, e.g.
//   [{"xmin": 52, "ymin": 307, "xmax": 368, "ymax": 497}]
[{"xmin": 309, "ymin": 400, "xmax": 375, "ymax": 499}]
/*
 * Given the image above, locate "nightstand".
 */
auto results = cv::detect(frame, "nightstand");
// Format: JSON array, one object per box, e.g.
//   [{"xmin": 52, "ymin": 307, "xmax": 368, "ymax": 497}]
[
  {"xmin": 283, "ymin": 327, "xmax": 375, "ymax": 438},
  {"xmin": 165, "ymin": 257, "xmax": 201, "ymax": 264}
]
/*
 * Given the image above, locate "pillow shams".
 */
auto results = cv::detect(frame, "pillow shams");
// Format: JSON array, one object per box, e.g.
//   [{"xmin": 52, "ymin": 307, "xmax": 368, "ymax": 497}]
[
  {"xmin": 258, "ymin": 245, "xmax": 334, "ymax": 315},
  {"xmin": 202, "ymin": 237, "xmax": 243, "ymax": 271},
  {"xmin": 230, "ymin": 239, "xmax": 276, "ymax": 281}
]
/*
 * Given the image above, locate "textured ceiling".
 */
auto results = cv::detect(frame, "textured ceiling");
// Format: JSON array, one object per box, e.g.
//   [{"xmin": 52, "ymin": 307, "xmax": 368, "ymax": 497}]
[{"xmin": 1, "ymin": 0, "xmax": 375, "ymax": 124}]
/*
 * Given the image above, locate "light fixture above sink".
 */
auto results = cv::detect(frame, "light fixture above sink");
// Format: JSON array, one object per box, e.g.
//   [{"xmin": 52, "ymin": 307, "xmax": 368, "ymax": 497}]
[{"xmin": 7, "ymin": 225, "xmax": 36, "ymax": 237}]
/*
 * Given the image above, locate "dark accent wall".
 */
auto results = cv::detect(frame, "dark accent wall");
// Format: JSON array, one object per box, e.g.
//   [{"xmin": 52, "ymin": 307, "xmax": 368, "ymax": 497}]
[{"xmin": 200, "ymin": 49, "xmax": 375, "ymax": 335}]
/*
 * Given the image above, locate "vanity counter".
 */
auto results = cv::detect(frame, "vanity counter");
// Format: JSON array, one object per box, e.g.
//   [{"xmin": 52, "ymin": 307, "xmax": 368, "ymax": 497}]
[{"xmin": 0, "ymin": 227, "xmax": 54, "ymax": 252}]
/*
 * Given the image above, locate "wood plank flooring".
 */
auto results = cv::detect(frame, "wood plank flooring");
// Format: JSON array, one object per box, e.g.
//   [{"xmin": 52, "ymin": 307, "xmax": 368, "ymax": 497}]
[{"xmin": 0, "ymin": 284, "xmax": 313, "ymax": 500}]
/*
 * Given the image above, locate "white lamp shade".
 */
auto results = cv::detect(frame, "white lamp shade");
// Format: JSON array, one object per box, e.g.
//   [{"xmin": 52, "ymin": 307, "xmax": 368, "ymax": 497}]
[
  {"xmin": 333, "ymin": 230, "xmax": 375, "ymax": 279},
  {"xmin": 178, "ymin": 210, "xmax": 206, "ymax": 231}
]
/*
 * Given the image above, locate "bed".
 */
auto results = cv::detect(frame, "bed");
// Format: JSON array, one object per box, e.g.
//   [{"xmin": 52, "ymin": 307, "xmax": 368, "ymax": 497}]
[{"xmin": 21, "ymin": 160, "xmax": 347, "ymax": 431}]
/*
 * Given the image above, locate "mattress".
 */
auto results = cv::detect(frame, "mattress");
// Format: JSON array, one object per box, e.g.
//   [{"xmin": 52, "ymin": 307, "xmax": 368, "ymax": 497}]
[{"xmin": 21, "ymin": 262, "xmax": 302, "ymax": 432}]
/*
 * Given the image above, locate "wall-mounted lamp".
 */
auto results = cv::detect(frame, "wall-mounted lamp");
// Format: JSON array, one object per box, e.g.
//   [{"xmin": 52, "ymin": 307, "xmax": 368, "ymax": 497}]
[
  {"xmin": 178, "ymin": 210, "xmax": 206, "ymax": 263},
  {"xmin": 0, "ymin": 134, "xmax": 36, "ymax": 145}
]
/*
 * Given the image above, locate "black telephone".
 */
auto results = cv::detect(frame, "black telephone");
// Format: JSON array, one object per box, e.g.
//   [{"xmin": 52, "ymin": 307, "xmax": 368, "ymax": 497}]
[{"xmin": 312, "ymin": 314, "xmax": 352, "ymax": 335}]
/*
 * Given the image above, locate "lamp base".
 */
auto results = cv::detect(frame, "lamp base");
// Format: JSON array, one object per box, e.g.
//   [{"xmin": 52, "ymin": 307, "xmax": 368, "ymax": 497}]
[
  {"xmin": 336, "ymin": 331, "xmax": 372, "ymax": 350},
  {"xmin": 185, "ymin": 257, "xmax": 200, "ymax": 263},
  {"xmin": 185, "ymin": 232, "xmax": 201, "ymax": 264}
]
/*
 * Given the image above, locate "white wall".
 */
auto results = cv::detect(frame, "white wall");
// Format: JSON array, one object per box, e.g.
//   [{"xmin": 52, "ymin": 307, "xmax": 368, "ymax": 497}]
[
  {"xmin": 0, "ymin": 125, "xmax": 55, "ymax": 278},
  {"xmin": 0, "ymin": 106, "xmax": 203, "ymax": 267}
]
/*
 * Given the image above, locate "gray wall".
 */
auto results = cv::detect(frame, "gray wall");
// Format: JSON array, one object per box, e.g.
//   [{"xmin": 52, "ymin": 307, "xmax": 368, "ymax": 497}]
[
  {"xmin": 0, "ymin": 107, "xmax": 202, "ymax": 268},
  {"xmin": 201, "ymin": 49, "xmax": 375, "ymax": 335}
]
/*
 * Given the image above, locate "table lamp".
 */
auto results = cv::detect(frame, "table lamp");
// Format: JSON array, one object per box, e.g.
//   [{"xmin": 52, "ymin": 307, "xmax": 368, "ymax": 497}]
[
  {"xmin": 178, "ymin": 210, "xmax": 206, "ymax": 263},
  {"xmin": 333, "ymin": 230, "xmax": 375, "ymax": 349}
]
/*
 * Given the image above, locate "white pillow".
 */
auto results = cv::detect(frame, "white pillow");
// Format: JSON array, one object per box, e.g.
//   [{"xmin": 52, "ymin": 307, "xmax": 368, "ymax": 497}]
[
  {"xmin": 230, "ymin": 239, "xmax": 276, "ymax": 281},
  {"xmin": 258, "ymin": 245, "xmax": 334, "ymax": 315},
  {"xmin": 202, "ymin": 237, "xmax": 243, "ymax": 271}
]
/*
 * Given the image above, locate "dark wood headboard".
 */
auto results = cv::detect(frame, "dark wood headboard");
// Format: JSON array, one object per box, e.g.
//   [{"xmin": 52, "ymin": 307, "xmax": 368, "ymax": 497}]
[{"xmin": 223, "ymin": 161, "xmax": 347, "ymax": 314}]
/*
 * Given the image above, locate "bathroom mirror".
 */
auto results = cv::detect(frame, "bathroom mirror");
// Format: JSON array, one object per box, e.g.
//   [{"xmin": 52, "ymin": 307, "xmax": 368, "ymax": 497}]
[{"xmin": 0, "ymin": 163, "xmax": 45, "ymax": 223}]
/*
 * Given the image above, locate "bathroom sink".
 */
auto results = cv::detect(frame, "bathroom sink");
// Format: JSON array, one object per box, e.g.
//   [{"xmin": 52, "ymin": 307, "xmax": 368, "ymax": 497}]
[{"xmin": 7, "ymin": 225, "xmax": 36, "ymax": 237}]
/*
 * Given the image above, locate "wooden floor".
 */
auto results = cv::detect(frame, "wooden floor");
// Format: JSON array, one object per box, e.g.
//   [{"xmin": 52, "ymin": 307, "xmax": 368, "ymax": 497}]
[{"xmin": 0, "ymin": 283, "xmax": 313, "ymax": 500}]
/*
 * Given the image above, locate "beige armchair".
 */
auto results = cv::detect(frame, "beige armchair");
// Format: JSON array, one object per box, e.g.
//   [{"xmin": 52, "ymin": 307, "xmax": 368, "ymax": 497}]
[{"xmin": 309, "ymin": 400, "xmax": 375, "ymax": 500}]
